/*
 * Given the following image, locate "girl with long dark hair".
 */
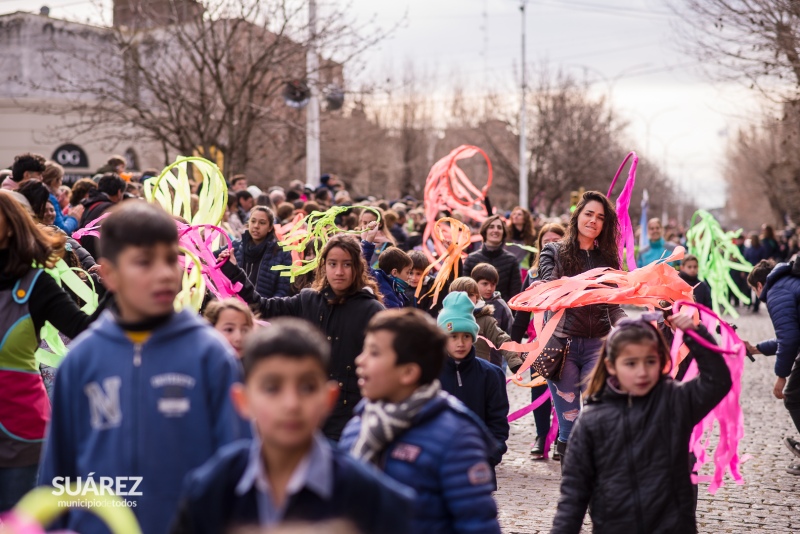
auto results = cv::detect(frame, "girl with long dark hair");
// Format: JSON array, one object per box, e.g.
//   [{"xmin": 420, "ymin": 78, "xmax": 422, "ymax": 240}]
[
  {"xmin": 231, "ymin": 206, "xmax": 292, "ymax": 298},
  {"xmin": 221, "ymin": 234, "xmax": 385, "ymax": 441}
]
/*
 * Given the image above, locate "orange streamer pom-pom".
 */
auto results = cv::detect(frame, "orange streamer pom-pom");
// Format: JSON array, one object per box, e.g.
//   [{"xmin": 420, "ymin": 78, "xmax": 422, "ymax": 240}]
[
  {"xmin": 415, "ymin": 218, "xmax": 473, "ymax": 307},
  {"xmin": 500, "ymin": 246, "xmax": 694, "ymax": 386}
]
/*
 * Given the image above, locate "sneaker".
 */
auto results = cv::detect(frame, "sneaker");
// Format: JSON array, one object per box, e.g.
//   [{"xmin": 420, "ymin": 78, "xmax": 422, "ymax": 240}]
[
  {"xmin": 786, "ymin": 437, "xmax": 800, "ymax": 460},
  {"xmin": 530, "ymin": 436, "xmax": 545, "ymax": 460},
  {"xmin": 787, "ymin": 464, "xmax": 800, "ymax": 476}
]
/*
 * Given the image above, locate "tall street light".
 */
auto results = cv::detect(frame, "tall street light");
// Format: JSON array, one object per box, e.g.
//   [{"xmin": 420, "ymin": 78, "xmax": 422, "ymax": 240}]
[
  {"xmin": 306, "ymin": 0, "xmax": 321, "ymax": 189},
  {"xmin": 519, "ymin": 0, "xmax": 528, "ymax": 209}
]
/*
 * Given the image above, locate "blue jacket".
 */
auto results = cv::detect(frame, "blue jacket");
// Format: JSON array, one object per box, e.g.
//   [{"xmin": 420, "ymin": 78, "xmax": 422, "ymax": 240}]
[
  {"xmin": 339, "ymin": 391, "xmax": 501, "ymax": 534},
  {"xmin": 362, "ymin": 240, "xmax": 409, "ymax": 308},
  {"xmin": 439, "ymin": 348, "xmax": 509, "ymax": 467},
  {"xmin": 38, "ymin": 309, "xmax": 249, "ymax": 534},
  {"xmin": 170, "ymin": 438, "xmax": 414, "ymax": 534},
  {"xmin": 757, "ymin": 262, "xmax": 800, "ymax": 377},
  {"xmin": 49, "ymin": 193, "xmax": 79, "ymax": 234},
  {"xmin": 637, "ymin": 238, "xmax": 677, "ymax": 267},
  {"xmin": 232, "ymin": 232, "xmax": 292, "ymax": 298}
]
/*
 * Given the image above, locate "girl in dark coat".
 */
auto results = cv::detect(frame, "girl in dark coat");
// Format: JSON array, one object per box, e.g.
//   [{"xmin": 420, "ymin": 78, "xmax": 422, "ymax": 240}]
[
  {"xmin": 220, "ymin": 234, "xmax": 385, "ymax": 441},
  {"xmin": 231, "ymin": 206, "xmax": 292, "ymax": 298},
  {"xmin": 552, "ymin": 314, "xmax": 732, "ymax": 534}
]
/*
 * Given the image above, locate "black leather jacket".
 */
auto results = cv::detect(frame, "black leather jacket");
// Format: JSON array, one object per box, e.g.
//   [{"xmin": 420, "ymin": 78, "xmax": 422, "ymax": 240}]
[{"xmin": 537, "ymin": 242, "xmax": 626, "ymax": 338}]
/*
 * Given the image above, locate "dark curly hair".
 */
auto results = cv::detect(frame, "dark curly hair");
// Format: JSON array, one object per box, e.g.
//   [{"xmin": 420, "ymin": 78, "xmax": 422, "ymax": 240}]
[
  {"xmin": 559, "ymin": 191, "xmax": 620, "ymax": 276},
  {"xmin": 312, "ymin": 234, "xmax": 382, "ymax": 304}
]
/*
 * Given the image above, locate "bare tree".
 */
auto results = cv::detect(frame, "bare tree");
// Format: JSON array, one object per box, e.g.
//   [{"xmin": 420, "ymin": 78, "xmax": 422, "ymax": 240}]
[
  {"xmin": 725, "ymin": 105, "xmax": 800, "ymax": 227},
  {"xmin": 23, "ymin": 0, "xmax": 383, "ymax": 177},
  {"xmin": 675, "ymin": 0, "xmax": 800, "ymax": 99}
]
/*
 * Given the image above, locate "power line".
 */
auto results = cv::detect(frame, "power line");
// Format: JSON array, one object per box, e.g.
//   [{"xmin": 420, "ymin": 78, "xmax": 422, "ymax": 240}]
[{"xmin": 543, "ymin": 0, "xmax": 673, "ymax": 20}]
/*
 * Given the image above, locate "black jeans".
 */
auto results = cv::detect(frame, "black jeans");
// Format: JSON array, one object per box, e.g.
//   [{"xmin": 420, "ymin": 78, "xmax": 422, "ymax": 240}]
[
  {"xmin": 785, "ymin": 355, "xmax": 800, "ymax": 436},
  {"xmin": 530, "ymin": 383, "xmax": 551, "ymax": 437}
]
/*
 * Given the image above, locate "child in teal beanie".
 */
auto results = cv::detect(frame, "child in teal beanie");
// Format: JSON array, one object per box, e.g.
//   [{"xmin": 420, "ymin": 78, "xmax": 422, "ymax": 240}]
[{"xmin": 437, "ymin": 292, "xmax": 509, "ymax": 483}]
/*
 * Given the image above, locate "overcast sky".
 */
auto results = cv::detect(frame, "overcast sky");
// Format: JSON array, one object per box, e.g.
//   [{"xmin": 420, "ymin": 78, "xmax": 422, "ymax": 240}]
[{"xmin": 2, "ymin": 0, "xmax": 763, "ymax": 208}]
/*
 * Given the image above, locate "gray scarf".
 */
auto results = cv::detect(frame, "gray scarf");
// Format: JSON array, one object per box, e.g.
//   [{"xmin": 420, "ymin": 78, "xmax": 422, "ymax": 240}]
[{"xmin": 351, "ymin": 380, "xmax": 441, "ymax": 464}]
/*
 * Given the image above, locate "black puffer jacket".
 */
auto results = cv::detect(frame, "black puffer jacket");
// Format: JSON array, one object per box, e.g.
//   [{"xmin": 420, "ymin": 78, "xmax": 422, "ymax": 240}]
[
  {"xmin": 464, "ymin": 245, "xmax": 522, "ymax": 302},
  {"xmin": 537, "ymin": 242, "xmax": 626, "ymax": 338},
  {"xmin": 551, "ymin": 327, "xmax": 732, "ymax": 534},
  {"xmin": 227, "ymin": 263, "xmax": 385, "ymax": 441}
]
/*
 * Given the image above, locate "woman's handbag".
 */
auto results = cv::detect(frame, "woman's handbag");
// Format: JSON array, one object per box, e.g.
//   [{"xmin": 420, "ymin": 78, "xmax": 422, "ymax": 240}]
[{"xmin": 531, "ymin": 336, "xmax": 571, "ymax": 381}]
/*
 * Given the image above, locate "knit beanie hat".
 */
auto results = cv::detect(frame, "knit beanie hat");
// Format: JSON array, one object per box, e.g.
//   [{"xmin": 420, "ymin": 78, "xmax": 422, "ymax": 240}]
[{"xmin": 437, "ymin": 292, "xmax": 479, "ymax": 341}]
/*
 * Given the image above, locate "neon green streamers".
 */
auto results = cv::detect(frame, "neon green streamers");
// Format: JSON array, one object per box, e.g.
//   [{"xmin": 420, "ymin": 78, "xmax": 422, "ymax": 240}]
[
  {"xmin": 175, "ymin": 247, "xmax": 206, "ymax": 312},
  {"xmin": 272, "ymin": 206, "xmax": 381, "ymax": 282},
  {"xmin": 35, "ymin": 259, "xmax": 99, "ymax": 368},
  {"xmin": 143, "ymin": 156, "xmax": 228, "ymax": 226},
  {"xmin": 686, "ymin": 210, "xmax": 752, "ymax": 318}
]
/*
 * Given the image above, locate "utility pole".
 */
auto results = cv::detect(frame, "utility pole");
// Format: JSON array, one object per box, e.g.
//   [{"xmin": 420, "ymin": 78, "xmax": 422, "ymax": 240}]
[
  {"xmin": 519, "ymin": 0, "xmax": 528, "ymax": 209},
  {"xmin": 306, "ymin": 0, "xmax": 321, "ymax": 188}
]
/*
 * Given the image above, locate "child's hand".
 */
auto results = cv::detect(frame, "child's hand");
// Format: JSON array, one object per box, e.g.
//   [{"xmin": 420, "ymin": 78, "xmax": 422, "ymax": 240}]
[
  {"xmin": 219, "ymin": 249, "xmax": 237, "ymax": 265},
  {"xmin": 361, "ymin": 221, "xmax": 380, "ymax": 243},
  {"xmin": 667, "ymin": 313, "xmax": 696, "ymax": 332},
  {"xmin": 774, "ymin": 377, "xmax": 787, "ymax": 399},
  {"xmin": 744, "ymin": 341, "xmax": 761, "ymax": 355}
]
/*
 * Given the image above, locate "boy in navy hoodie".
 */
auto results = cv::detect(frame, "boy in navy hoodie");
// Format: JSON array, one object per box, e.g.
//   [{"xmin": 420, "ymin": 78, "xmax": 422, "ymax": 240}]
[
  {"xmin": 170, "ymin": 318, "xmax": 412, "ymax": 534},
  {"xmin": 437, "ymin": 291, "xmax": 510, "ymax": 481},
  {"xmin": 340, "ymin": 308, "xmax": 501, "ymax": 533},
  {"xmin": 361, "ymin": 223, "xmax": 413, "ymax": 308},
  {"xmin": 38, "ymin": 202, "xmax": 247, "ymax": 534}
]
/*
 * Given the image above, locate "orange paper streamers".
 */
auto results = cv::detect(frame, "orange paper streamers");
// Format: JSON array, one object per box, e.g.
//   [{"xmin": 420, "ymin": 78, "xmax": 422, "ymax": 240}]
[
  {"xmin": 500, "ymin": 246, "xmax": 694, "ymax": 385},
  {"xmin": 415, "ymin": 218, "xmax": 473, "ymax": 307}
]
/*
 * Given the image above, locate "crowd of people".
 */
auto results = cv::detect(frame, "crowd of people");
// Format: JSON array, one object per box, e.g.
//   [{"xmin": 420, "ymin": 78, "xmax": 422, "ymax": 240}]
[{"xmin": 0, "ymin": 150, "xmax": 799, "ymax": 534}]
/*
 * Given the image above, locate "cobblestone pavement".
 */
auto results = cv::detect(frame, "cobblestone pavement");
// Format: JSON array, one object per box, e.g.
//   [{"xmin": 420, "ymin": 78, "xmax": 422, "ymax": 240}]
[{"xmin": 495, "ymin": 309, "xmax": 800, "ymax": 533}]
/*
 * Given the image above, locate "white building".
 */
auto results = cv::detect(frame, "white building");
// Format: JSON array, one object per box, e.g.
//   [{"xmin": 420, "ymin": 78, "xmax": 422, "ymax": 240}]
[{"xmin": 0, "ymin": 10, "xmax": 167, "ymax": 181}]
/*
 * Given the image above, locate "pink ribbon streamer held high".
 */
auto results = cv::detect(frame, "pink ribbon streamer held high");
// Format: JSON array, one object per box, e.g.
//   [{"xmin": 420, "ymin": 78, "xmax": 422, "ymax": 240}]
[{"xmin": 606, "ymin": 152, "xmax": 638, "ymax": 272}]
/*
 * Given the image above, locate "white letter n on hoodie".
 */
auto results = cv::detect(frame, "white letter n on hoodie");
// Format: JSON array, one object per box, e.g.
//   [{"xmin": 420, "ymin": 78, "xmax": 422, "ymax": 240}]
[{"xmin": 84, "ymin": 377, "xmax": 122, "ymax": 430}]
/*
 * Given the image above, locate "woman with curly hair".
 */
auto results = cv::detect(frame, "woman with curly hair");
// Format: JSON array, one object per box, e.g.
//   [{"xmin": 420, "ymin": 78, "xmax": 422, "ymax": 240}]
[
  {"xmin": 221, "ymin": 234, "xmax": 385, "ymax": 441},
  {"xmin": 0, "ymin": 192, "xmax": 101, "ymax": 511},
  {"xmin": 506, "ymin": 206, "xmax": 538, "ymax": 276},
  {"xmin": 537, "ymin": 191, "xmax": 627, "ymax": 461}
]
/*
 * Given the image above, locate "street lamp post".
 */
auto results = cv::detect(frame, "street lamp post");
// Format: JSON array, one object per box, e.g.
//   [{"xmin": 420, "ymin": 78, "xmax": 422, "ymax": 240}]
[
  {"xmin": 519, "ymin": 0, "xmax": 528, "ymax": 209},
  {"xmin": 306, "ymin": 0, "xmax": 321, "ymax": 189}
]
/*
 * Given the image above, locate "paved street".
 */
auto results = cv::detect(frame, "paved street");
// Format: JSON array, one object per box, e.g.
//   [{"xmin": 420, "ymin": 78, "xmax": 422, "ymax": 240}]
[{"xmin": 496, "ymin": 309, "xmax": 800, "ymax": 533}]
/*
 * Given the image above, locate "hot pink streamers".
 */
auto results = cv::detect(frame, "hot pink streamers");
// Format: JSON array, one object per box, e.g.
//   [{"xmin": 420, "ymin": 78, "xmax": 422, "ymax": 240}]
[
  {"xmin": 71, "ymin": 212, "xmax": 111, "ymax": 240},
  {"xmin": 606, "ymin": 152, "xmax": 638, "ymax": 271},
  {"xmin": 422, "ymin": 146, "xmax": 493, "ymax": 265},
  {"xmin": 177, "ymin": 224, "xmax": 243, "ymax": 300},
  {"xmin": 670, "ymin": 300, "xmax": 746, "ymax": 493},
  {"xmin": 508, "ymin": 388, "xmax": 551, "ymax": 422}
]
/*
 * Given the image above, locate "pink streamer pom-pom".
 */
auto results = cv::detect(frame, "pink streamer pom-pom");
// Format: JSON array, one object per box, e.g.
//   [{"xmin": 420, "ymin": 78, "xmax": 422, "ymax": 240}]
[
  {"xmin": 670, "ymin": 300, "xmax": 746, "ymax": 494},
  {"xmin": 71, "ymin": 212, "xmax": 112, "ymax": 240}
]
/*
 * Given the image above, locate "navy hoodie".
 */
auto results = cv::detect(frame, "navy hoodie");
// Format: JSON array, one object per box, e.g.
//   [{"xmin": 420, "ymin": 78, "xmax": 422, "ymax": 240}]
[
  {"xmin": 38, "ymin": 309, "xmax": 248, "ymax": 534},
  {"xmin": 439, "ymin": 347, "xmax": 509, "ymax": 467}
]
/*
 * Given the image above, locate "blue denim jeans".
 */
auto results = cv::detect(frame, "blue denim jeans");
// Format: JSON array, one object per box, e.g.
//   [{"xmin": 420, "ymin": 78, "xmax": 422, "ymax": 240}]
[
  {"xmin": 0, "ymin": 465, "xmax": 38, "ymax": 512},
  {"xmin": 546, "ymin": 336, "xmax": 605, "ymax": 443}
]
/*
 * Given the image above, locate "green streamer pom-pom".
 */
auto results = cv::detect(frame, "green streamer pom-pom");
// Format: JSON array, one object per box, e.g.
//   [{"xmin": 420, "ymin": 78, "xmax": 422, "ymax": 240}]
[
  {"xmin": 272, "ymin": 205, "xmax": 382, "ymax": 282},
  {"xmin": 686, "ymin": 210, "xmax": 752, "ymax": 318}
]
